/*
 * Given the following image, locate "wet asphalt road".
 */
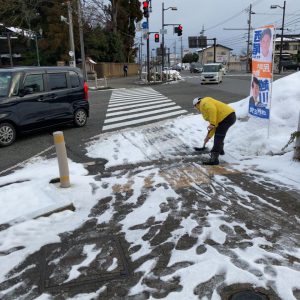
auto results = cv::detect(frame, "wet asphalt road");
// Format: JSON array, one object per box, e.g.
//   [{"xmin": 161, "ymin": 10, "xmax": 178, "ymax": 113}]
[{"xmin": 0, "ymin": 71, "xmax": 288, "ymax": 175}]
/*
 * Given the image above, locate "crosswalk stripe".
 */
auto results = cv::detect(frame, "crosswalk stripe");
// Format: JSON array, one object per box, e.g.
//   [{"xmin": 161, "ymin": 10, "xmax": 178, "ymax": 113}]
[
  {"xmin": 109, "ymin": 95, "xmax": 167, "ymax": 104},
  {"xmin": 109, "ymin": 98, "xmax": 168, "ymax": 107},
  {"xmin": 103, "ymin": 110, "xmax": 187, "ymax": 131},
  {"xmin": 112, "ymin": 88, "xmax": 156, "ymax": 95},
  {"xmin": 104, "ymin": 106, "xmax": 183, "ymax": 124},
  {"xmin": 107, "ymin": 99, "xmax": 173, "ymax": 111},
  {"xmin": 111, "ymin": 91, "xmax": 161, "ymax": 99},
  {"xmin": 106, "ymin": 102, "xmax": 176, "ymax": 117},
  {"xmin": 103, "ymin": 87, "xmax": 187, "ymax": 131}
]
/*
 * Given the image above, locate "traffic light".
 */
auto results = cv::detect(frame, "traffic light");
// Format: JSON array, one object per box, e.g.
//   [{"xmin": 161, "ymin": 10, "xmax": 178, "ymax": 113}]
[
  {"xmin": 154, "ymin": 33, "xmax": 159, "ymax": 43},
  {"xmin": 177, "ymin": 25, "xmax": 182, "ymax": 36},
  {"xmin": 142, "ymin": 1, "xmax": 149, "ymax": 18}
]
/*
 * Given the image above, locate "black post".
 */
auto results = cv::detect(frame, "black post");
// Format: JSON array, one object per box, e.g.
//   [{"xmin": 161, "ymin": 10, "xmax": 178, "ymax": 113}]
[
  {"xmin": 147, "ymin": 16, "xmax": 150, "ymax": 82},
  {"xmin": 7, "ymin": 33, "xmax": 13, "ymax": 67},
  {"xmin": 213, "ymin": 38, "xmax": 216, "ymax": 63},
  {"xmin": 278, "ymin": 0, "xmax": 286, "ymax": 74},
  {"xmin": 162, "ymin": 2, "xmax": 165, "ymax": 74},
  {"xmin": 246, "ymin": 4, "xmax": 252, "ymax": 73}
]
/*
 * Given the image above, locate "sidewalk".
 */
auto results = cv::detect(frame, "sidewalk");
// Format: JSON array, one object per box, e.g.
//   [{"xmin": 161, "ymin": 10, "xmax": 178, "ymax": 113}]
[
  {"xmin": 88, "ymin": 75, "xmax": 144, "ymax": 90},
  {"xmin": 0, "ymin": 118, "xmax": 299, "ymax": 300}
]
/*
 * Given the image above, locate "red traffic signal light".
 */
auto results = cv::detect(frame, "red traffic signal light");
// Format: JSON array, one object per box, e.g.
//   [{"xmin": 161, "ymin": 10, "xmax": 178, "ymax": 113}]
[
  {"xmin": 177, "ymin": 25, "xmax": 182, "ymax": 36},
  {"xmin": 154, "ymin": 33, "xmax": 159, "ymax": 43},
  {"xmin": 143, "ymin": 1, "xmax": 149, "ymax": 18}
]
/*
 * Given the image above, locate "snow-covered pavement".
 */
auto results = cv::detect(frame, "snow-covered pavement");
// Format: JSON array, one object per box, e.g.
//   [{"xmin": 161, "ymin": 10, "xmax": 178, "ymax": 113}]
[{"xmin": 0, "ymin": 72, "xmax": 299, "ymax": 299}]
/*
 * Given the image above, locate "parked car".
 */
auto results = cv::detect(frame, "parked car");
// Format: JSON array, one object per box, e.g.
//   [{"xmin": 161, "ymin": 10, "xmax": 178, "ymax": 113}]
[
  {"xmin": 200, "ymin": 63, "xmax": 223, "ymax": 84},
  {"xmin": 171, "ymin": 65, "xmax": 182, "ymax": 71},
  {"xmin": 280, "ymin": 60, "xmax": 300, "ymax": 71},
  {"xmin": 0, "ymin": 66, "xmax": 89, "ymax": 146},
  {"xmin": 190, "ymin": 62, "xmax": 203, "ymax": 73}
]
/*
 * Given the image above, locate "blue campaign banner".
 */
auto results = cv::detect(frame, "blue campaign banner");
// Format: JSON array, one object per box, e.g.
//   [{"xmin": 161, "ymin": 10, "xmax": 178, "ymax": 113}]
[
  {"xmin": 249, "ymin": 104, "xmax": 270, "ymax": 119},
  {"xmin": 249, "ymin": 25, "xmax": 275, "ymax": 120},
  {"xmin": 248, "ymin": 76, "xmax": 272, "ymax": 119}
]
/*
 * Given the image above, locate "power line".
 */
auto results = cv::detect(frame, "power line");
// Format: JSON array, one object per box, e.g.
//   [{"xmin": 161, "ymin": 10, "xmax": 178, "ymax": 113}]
[{"xmin": 205, "ymin": 0, "xmax": 265, "ymax": 32}]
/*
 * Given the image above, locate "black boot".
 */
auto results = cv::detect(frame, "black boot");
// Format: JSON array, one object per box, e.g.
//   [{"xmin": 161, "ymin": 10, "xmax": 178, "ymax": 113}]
[
  {"xmin": 203, "ymin": 152, "xmax": 219, "ymax": 165},
  {"xmin": 220, "ymin": 142, "xmax": 225, "ymax": 155}
]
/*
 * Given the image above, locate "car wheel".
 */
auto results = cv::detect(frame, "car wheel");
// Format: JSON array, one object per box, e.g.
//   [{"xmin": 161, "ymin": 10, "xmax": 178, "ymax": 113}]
[
  {"xmin": 74, "ymin": 108, "xmax": 87, "ymax": 127},
  {"xmin": 0, "ymin": 122, "xmax": 16, "ymax": 147}
]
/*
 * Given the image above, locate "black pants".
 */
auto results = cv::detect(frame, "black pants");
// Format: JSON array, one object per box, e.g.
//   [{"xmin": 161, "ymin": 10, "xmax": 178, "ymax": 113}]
[{"xmin": 211, "ymin": 112, "xmax": 236, "ymax": 153}]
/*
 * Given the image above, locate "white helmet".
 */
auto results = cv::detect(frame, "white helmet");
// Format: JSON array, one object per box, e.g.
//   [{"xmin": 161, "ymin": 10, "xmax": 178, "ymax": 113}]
[{"xmin": 193, "ymin": 97, "xmax": 202, "ymax": 106}]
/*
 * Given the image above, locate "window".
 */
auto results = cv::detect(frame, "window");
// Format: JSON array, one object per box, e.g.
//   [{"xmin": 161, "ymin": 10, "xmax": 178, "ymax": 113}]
[
  {"xmin": 290, "ymin": 45, "xmax": 298, "ymax": 51},
  {"xmin": 9, "ymin": 73, "xmax": 22, "ymax": 97},
  {"xmin": 0, "ymin": 73, "xmax": 12, "ymax": 97},
  {"xmin": 23, "ymin": 74, "xmax": 44, "ymax": 93},
  {"xmin": 69, "ymin": 71, "xmax": 80, "ymax": 88},
  {"xmin": 207, "ymin": 52, "xmax": 213, "ymax": 57},
  {"xmin": 49, "ymin": 73, "xmax": 67, "ymax": 90},
  {"xmin": 221, "ymin": 51, "xmax": 226, "ymax": 55}
]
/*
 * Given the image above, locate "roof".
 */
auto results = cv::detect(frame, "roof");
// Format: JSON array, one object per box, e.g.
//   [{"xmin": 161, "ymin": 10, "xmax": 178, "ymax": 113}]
[{"xmin": 196, "ymin": 44, "xmax": 233, "ymax": 52}]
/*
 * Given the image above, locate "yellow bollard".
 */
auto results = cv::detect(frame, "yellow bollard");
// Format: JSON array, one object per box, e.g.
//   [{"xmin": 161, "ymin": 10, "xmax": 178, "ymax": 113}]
[{"xmin": 53, "ymin": 131, "xmax": 70, "ymax": 188}]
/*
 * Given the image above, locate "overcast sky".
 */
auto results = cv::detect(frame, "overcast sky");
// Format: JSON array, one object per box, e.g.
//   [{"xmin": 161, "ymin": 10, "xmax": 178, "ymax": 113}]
[{"xmin": 140, "ymin": 0, "xmax": 300, "ymax": 55}]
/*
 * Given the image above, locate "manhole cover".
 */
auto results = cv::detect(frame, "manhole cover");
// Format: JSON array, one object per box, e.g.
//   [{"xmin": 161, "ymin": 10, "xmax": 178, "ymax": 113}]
[
  {"xmin": 39, "ymin": 233, "xmax": 130, "ymax": 293},
  {"xmin": 231, "ymin": 291, "xmax": 269, "ymax": 300}
]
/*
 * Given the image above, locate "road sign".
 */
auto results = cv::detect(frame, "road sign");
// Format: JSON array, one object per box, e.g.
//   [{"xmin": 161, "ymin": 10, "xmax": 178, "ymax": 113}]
[
  {"xmin": 142, "ymin": 21, "xmax": 148, "ymax": 29},
  {"xmin": 160, "ymin": 29, "xmax": 167, "ymax": 34},
  {"xmin": 143, "ymin": 33, "xmax": 148, "ymax": 40}
]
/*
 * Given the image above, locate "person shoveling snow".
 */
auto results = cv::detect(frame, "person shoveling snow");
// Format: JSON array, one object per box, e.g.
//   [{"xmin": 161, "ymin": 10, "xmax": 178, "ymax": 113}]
[{"xmin": 193, "ymin": 96, "xmax": 236, "ymax": 165}]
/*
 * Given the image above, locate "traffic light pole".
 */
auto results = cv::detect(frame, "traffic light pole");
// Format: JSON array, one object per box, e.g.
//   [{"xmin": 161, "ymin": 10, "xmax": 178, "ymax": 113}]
[
  {"xmin": 162, "ymin": 2, "xmax": 165, "ymax": 73},
  {"xmin": 147, "ymin": 15, "xmax": 150, "ymax": 82}
]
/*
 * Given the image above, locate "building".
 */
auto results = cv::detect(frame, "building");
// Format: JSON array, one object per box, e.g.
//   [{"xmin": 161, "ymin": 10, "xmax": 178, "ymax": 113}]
[
  {"xmin": 196, "ymin": 44, "xmax": 232, "ymax": 66},
  {"xmin": 274, "ymin": 34, "xmax": 300, "ymax": 61}
]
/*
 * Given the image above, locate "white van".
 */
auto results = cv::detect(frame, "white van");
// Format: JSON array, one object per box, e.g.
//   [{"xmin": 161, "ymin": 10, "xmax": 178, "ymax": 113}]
[{"xmin": 201, "ymin": 63, "xmax": 223, "ymax": 84}]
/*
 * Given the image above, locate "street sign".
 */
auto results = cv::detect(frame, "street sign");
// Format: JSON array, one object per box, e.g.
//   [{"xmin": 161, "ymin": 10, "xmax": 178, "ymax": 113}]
[
  {"xmin": 69, "ymin": 50, "xmax": 74, "ymax": 57},
  {"xmin": 142, "ymin": 21, "xmax": 148, "ymax": 29},
  {"xmin": 160, "ymin": 29, "xmax": 167, "ymax": 34},
  {"xmin": 143, "ymin": 33, "xmax": 148, "ymax": 40}
]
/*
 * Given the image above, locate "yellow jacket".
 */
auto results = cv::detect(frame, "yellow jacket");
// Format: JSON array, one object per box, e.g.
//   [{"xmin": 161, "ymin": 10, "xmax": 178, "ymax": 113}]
[{"xmin": 195, "ymin": 97, "xmax": 235, "ymax": 138}]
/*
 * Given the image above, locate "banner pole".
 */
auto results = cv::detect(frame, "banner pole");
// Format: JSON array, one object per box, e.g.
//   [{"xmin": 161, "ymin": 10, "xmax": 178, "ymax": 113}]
[{"xmin": 267, "ymin": 25, "xmax": 277, "ymax": 139}]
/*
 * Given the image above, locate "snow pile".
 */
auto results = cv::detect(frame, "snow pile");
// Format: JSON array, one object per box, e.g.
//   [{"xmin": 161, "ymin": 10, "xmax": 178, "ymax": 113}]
[
  {"xmin": 87, "ymin": 72, "xmax": 300, "ymax": 187},
  {"xmin": 228, "ymin": 71, "xmax": 300, "ymax": 156}
]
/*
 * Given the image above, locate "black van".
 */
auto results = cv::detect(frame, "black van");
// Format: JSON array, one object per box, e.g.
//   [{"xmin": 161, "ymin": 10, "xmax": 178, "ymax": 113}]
[{"xmin": 0, "ymin": 66, "xmax": 89, "ymax": 146}]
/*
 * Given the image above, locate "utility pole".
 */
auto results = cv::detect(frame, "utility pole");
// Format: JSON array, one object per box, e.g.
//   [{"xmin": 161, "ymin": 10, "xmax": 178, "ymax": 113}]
[
  {"xmin": 294, "ymin": 112, "xmax": 300, "ymax": 160},
  {"xmin": 162, "ymin": 2, "xmax": 165, "ymax": 72},
  {"xmin": 67, "ymin": 1, "xmax": 76, "ymax": 67},
  {"xmin": 147, "ymin": 15, "xmax": 150, "ymax": 82},
  {"xmin": 180, "ymin": 36, "xmax": 183, "ymax": 67},
  {"xmin": 279, "ymin": 1, "xmax": 286, "ymax": 74},
  {"xmin": 213, "ymin": 38, "xmax": 216, "ymax": 63},
  {"xmin": 34, "ymin": 34, "xmax": 40, "ymax": 66},
  {"xmin": 246, "ymin": 4, "xmax": 252, "ymax": 73},
  {"xmin": 77, "ymin": 0, "xmax": 87, "ymax": 80},
  {"xmin": 7, "ymin": 33, "xmax": 13, "ymax": 67}
]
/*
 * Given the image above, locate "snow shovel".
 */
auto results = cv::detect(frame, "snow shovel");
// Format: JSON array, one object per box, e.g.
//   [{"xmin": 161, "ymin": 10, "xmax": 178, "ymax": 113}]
[
  {"xmin": 193, "ymin": 142, "xmax": 208, "ymax": 152},
  {"xmin": 193, "ymin": 132, "xmax": 210, "ymax": 152}
]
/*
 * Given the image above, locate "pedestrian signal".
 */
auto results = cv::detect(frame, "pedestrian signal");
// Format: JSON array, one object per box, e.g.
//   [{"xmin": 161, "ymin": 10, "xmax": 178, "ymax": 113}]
[{"xmin": 143, "ymin": 1, "xmax": 149, "ymax": 18}]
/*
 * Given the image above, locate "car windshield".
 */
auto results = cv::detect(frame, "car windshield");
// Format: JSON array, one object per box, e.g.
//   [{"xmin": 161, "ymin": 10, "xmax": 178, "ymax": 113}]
[
  {"xmin": 0, "ymin": 72, "xmax": 12, "ymax": 97},
  {"xmin": 203, "ymin": 65, "xmax": 219, "ymax": 72}
]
